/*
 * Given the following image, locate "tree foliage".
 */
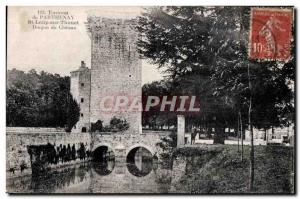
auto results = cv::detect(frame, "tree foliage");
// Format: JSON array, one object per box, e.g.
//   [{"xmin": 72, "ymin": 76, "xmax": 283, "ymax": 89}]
[
  {"xmin": 142, "ymin": 80, "xmax": 177, "ymax": 130},
  {"xmin": 109, "ymin": 116, "xmax": 130, "ymax": 132},
  {"xmin": 137, "ymin": 6, "xmax": 295, "ymax": 134},
  {"xmin": 7, "ymin": 69, "xmax": 80, "ymax": 130},
  {"xmin": 91, "ymin": 120, "xmax": 103, "ymax": 132}
]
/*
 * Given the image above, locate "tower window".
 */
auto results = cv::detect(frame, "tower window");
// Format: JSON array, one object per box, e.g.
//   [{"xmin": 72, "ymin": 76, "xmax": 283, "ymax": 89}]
[
  {"xmin": 81, "ymin": 113, "xmax": 83, "ymax": 117},
  {"xmin": 81, "ymin": 98, "xmax": 84, "ymax": 103},
  {"xmin": 81, "ymin": 83, "xmax": 84, "ymax": 87}
]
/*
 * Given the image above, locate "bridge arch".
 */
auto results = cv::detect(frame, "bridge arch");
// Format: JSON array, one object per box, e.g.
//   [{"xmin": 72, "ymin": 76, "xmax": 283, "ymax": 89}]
[
  {"xmin": 91, "ymin": 142, "xmax": 116, "ymax": 176},
  {"xmin": 125, "ymin": 143, "xmax": 155, "ymax": 157},
  {"xmin": 125, "ymin": 144, "xmax": 155, "ymax": 177},
  {"xmin": 92, "ymin": 142, "xmax": 116, "ymax": 163},
  {"xmin": 92, "ymin": 142, "xmax": 116, "ymax": 154}
]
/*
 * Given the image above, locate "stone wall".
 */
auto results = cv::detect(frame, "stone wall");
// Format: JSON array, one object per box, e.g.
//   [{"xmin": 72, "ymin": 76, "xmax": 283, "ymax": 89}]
[
  {"xmin": 91, "ymin": 132, "xmax": 165, "ymax": 162},
  {"xmin": 6, "ymin": 127, "xmax": 91, "ymax": 178},
  {"xmin": 88, "ymin": 17, "xmax": 142, "ymax": 133},
  {"xmin": 245, "ymin": 125, "xmax": 294, "ymax": 141},
  {"xmin": 7, "ymin": 127, "xmax": 168, "ymax": 178}
]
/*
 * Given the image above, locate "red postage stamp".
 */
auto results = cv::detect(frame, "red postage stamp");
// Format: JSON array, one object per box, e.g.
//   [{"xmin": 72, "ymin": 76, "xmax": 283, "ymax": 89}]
[{"xmin": 249, "ymin": 8, "xmax": 293, "ymax": 61}]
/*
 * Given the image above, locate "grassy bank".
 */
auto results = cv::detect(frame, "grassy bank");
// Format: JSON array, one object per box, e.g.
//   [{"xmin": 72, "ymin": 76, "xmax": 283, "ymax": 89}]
[{"xmin": 172, "ymin": 145, "xmax": 294, "ymax": 194}]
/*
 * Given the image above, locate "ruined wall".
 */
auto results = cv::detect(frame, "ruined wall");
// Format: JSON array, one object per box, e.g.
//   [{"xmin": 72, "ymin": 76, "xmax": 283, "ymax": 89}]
[
  {"xmin": 88, "ymin": 17, "xmax": 142, "ymax": 133},
  {"xmin": 6, "ymin": 127, "xmax": 91, "ymax": 178}
]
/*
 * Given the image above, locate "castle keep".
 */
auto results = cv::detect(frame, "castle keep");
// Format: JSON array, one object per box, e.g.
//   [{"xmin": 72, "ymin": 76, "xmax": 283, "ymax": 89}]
[{"xmin": 71, "ymin": 17, "xmax": 142, "ymax": 133}]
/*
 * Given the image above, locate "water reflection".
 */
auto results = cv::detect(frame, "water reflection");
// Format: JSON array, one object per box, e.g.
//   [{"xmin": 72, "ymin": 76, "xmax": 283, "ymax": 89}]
[
  {"xmin": 7, "ymin": 149, "xmax": 178, "ymax": 193},
  {"xmin": 92, "ymin": 161, "xmax": 115, "ymax": 176},
  {"xmin": 126, "ymin": 147, "xmax": 153, "ymax": 177},
  {"xmin": 7, "ymin": 163, "xmax": 91, "ymax": 193},
  {"xmin": 9, "ymin": 150, "xmax": 256, "ymax": 194},
  {"xmin": 92, "ymin": 146, "xmax": 115, "ymax": 176}
]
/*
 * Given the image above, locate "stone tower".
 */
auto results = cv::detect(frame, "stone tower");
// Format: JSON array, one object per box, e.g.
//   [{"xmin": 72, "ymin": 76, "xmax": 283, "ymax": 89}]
[
  {"xmin": 70, "ymin": 61, "xmax": 91, "ymax": 132},
  {"xmin": 87, "ymin": 17, "xmax": 142, "ymax": 133}
]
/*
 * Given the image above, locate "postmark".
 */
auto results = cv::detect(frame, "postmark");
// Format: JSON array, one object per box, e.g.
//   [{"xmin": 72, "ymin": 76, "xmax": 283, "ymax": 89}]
[{"xmin": 249, "ymin": 8, "xmax": 293, "ymax": 61}]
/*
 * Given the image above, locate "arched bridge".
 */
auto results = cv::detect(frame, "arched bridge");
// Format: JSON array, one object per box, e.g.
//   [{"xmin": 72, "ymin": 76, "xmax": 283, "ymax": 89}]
[
  {"xmin": 6, "ymin": 127, "xmax": 171, "ymax": 178},
  {"xmin": 90, "ymin": 132, "xmax": 166, "ymax": 162}
]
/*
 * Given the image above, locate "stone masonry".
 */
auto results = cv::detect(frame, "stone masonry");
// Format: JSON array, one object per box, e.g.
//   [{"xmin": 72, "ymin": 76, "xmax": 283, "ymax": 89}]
[
  {"xmin": 6, "ymin": 127, "xmax": 168, "ymax": 178},
  {"xmin": 70, "ymin": 17, "xmax": 142, "ymax": 133},
  {"xmin": 6, "ymin": 127, "xmax": 91, "ymax": 178},
  {"xmin": 70, "ymin": 61, "xmax": 91, "ymax": 132}
]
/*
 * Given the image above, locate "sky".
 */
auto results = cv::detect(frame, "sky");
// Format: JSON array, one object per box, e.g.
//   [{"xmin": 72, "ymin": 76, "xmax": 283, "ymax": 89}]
[{"xmin": 7, "ymin": 6, "xmax": 163, "ymax": 85}]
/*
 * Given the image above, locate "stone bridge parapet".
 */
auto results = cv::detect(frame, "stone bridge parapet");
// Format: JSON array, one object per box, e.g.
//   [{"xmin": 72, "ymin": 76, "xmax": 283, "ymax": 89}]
[
  {"xmin": 6, "ymin": 127, "xmax": 171, "ymax": 178},
  {"xmin": 91, "ymin": 132, "xmax": 166, "ymax": 161}
]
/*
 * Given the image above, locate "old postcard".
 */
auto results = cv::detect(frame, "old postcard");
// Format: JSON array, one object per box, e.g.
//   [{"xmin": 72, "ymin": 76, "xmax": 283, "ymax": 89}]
[{"xmin": 6, "ymin": 6, "xmax": 295, "ymax": 194}]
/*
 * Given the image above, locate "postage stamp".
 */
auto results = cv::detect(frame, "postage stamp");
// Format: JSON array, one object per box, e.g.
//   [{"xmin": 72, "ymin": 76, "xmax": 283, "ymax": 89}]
[{"xmin": 249, "ymin": 8, "xmax": 293, "ymax": 61}]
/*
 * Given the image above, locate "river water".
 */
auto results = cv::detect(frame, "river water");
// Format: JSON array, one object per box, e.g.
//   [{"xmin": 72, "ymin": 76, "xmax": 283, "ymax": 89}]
[
  {"xmin": 7, "ymin": 152, "xmax": 180, "ymax": 193},
  {"xmin": 7, "ymin": 145, "xmax": 295, "ymax": 194}
]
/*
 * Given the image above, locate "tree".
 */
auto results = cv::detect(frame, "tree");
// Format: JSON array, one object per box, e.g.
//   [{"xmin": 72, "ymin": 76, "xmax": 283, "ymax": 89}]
[
  {"xmin": 7, "ymin": 69, "xmax": 80, "ymax": 131},
  {"xmin": 137, "ymin": 6, "xmax": 295, "ymax": 191},
  {"xmin": 138, "ymin": 7, "xmax": 238, "ymax": 143},
  {"xmin": 142, "ymin": 80, "xmax": 177, "ymax": 130},
  {"xmin": 91, "ymin": 120, "xmax": 104, "ymax": 132},
  {"xmin": 208, "ymin": 7, "xmax": 294, "ymax": 190},
  {"xmin": 65, "ymin": 94, "xmax": 80, "ymax": 132},
  {"xmin": 109, "ymin": 117, "xmax": 130, "ymax": 132}
]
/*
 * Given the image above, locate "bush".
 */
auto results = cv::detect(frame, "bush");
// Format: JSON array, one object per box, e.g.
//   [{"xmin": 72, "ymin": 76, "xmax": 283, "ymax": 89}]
[
  {"xmin": 91, "ymin": 117, "xmax": 130, "ymax": 132},
  {"xmin": 91, "ymin": 120, "xmax": 103, "ymax": 132},
  {"xmin": 65, "ymin": 96, "xmax": 80, "ymax": 132},
  {"xmin": 109, "ymin": 116, "xmax": 129, "ymax": 132},
  {"xmin": 156, "ymin": 130, "xmax": 177, "ymax": 151}
]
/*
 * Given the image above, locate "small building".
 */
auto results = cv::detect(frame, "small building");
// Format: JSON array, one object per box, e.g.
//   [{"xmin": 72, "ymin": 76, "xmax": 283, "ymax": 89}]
[{"xmin": 245, "ymin": 124, "xmax": 294, "ymax": 146}]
